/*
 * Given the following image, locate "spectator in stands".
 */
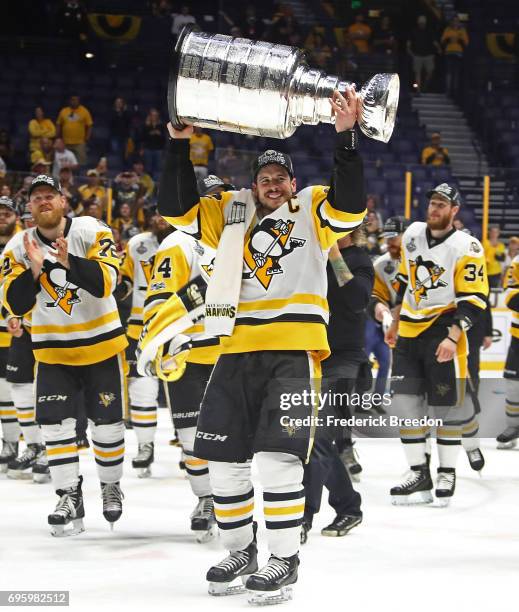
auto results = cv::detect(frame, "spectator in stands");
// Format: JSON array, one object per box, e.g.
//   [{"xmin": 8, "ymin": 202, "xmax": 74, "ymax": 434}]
[
  {"xmin": 0, "ymin": 156, "xmax": 6, "ymax": 178},
  {"xmin": 372, "ymin": 15, "xmax": 397, "ymax": 55},
  {"xmin": 111, "ymin": 225, "xmax": 124, "ymax": 256},
  {"xmin": 1, "ymin": 185, "xmax": 11, "ymax": 198},
  {"xmin": 95, "ymin": 157, "xmax": 109, "ymax": 183},
  {"xmin": 59, "ymin": 167, "xmax": 81, "ymax": 216},
  {"xmin": 504, "ymin": 236, "xmax": 519, "ymax": 276},
  {"xmin": 83, "ymin": 201, "xmax": 103, "ymax": 221},
  {"xmin": 31, "ymin": 159, "xmax": 52, "ymax": 175},
  {"xmin": 217, "ymin": 145, "xmax": 242, "ymax": 185},
  {"xmin": 240, "ymin": 4, "xmax": 264, "ymax": 39},
  {"xmin": 56, "ymin": 0, "xmax": 88, "ymax": 40},
  {"xmin": 347, "ymin": 13, "xmax": 372, "ymax": 54},
  {"xmin": 189, "ymin": 126, "xmax": 214, "ymax": 182},
  {"xmin": 441, "ymin": 16, "xmax": 469, "ymax": 98},
  {"xmin": 28, "ymin": 107, "xmax": 56, "ymax": 154},
  {"xmin": 78, "ymin": 169, "xmax": 107, "ymax": 214},
  {"xmin": 31, "ymin": 137, "xmax": 54, "ymax": 168},
  {"xmin": 0, "ymin": 129, "xmax": 14, "ymax": 168},
  {"xmin": 52, "ymin": 137, "xmax": 78, "ymax": 178},
  {"xmin": 132, "ymin": 159, "xmax": 155, "ymax": 202},
  {"xmin": 366, "ymin": 194, "xmax": 384, "ymax": 226},
  {"xmin": 13, "ymin": 176, "xmax": 33, "ymax": 216},
  {"xmin": 109, "ymin": 97, "xmax": 131, "ymax": 162},
  {"xmin": 483, "ymin": 225, "xmax": 506, "ymax": 288},
  {"xmin": 56, "ymin": 94, "xmax": 93, "ymax": 166},
  {"xmin": 421, "ymin": 132, "xmax": 450, "ymax": 166},
  {"xmin": 407, "ymin": 15, "xmax": 441, "ymax": 93},
  {"xmin": 266, "ymin": 3, "xmax": 300, "ymax": 44},
  {"xmin": 112, "ymin": 171, "xmax": 146, "ymax": 226},
  {"xmin": 139, "ymin": 108, "xmax": 166, "ymax": 180},
  {"xmin": 307, "ymin": 33, "xmax": 333, "ymax": 70},
  {"xmin": 171, "ymin": 4, "xmax": 196, "ymax": 38},
  {"xmin": 365, "ymin": 212, "xmax": 383, "ymax": 258},
  {"xmin": 152, "ymin": 0, "xmax": 172, "ymax": 18},
  {"xmin": 111, "ymin": 202, "xmax": 141, "ymax": 242}
]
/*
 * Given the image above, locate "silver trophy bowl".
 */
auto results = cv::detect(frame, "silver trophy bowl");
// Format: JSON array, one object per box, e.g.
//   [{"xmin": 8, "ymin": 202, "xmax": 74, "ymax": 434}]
[{"xmin": 168, "ymin": 26, "xmax": 399, "ymax": 143}]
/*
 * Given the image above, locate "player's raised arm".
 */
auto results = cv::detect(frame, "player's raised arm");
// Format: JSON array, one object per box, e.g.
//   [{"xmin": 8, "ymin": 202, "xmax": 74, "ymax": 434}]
[
  {"xmin": 311, "ymin": 87, "xmax": 367, "ymax": 249},
  {"xmin": 157, "ymin": 123, "xmax": 228, "ymax": 248}
]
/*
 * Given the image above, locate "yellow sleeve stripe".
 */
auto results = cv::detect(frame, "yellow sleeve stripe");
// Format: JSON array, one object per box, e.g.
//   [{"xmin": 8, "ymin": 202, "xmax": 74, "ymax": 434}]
[
  {"xmin": 31, "ymin": 310, "xmax": 120, "ymax": 334},
  {"xmin": 455, "ymin": 295, "xmax": 487, "ymax": 309},
  {"xmin": 319, "ymin": 201, "xmax": 366, "ymax": 229},
  {"xmin": 163, "ymin": 205, "xmax": 199, "ymax": 229}
]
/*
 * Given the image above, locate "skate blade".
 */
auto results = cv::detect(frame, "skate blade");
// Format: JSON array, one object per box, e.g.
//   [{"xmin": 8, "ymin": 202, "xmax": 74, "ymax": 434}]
[
  {"xmin": 50, "ymin": 519, "xmax": 85, "ymax": 537},
  {"xmin": 391, "ymin": 490, "xmax": 433, "ymax": 506},
  {"xmin": 434, "ymin": 496, "xmax": 452, "ymax": 508},
  {"xmin": 208, "ymin": 575, "xmax": 250, "ymax": 597},
  {"xmin": 136, "ymin": 467, "xmax": 152, "ymax": 478},
  {"xmin": 247, "ymin": 585, "xmax": 293, "ymax": 606},
  {"xmin": 7, "ymin": 469, "xmax": 33, "ymax": 480},
  {"xmin": 196, "ymin": 524, "xmax": 217, "ymax": 543},
  {"xmin": 32, "ymin": 473, "xmax": 52, "ymax": 484},
  {"xmin": 497, "ymin": 440, "xmax": 517, "ymax": 450}
]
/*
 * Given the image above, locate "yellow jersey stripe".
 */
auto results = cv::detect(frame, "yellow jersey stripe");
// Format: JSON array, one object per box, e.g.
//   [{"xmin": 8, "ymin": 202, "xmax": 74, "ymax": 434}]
[{"xmin": 31, "ymin": 310, "xmax": 120, "ymax": 334}]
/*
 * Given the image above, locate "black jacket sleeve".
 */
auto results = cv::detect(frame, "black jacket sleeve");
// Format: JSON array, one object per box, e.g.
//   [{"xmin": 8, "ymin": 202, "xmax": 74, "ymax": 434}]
[
  {"xmin": 66, "ymin": 254, "xmax": 106, "ymax": 298},
  {"xmin": 326, "ymin": 131, "xmax": 366, "ymax": 215},
  {"xmin": 5, "ymin": 268, "xmax": 39, "ymax": 316},
  {"xmin": 331, "ymin": 248, "xmax": 374, "ymax": 314},
  {"xmin": 158, "ymin": 139, "xmax": 200, "ymax": 218},
  {"xmin": 484, "ymin": 300, "xmax": 493, "ymax": 336}
]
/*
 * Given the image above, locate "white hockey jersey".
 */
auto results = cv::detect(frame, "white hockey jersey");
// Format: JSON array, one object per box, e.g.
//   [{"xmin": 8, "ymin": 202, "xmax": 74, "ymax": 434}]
[
  {"xmin": 119, "ymin": 231, "xmax": 159, "ymax": 340},
  {"xmin": 2, "ymin": 216, "xmax": 127, "ymax": 365},
  {"xmin": 163, "ymin": 186, "xmax": 365, "ymax": 359},
  {"xmin": 504, "ymin": 254, "xmax": 519, "ymax": 340},
  {"xmin": 397, "ymin": 222, "xmax": 488, "ymax": 338},
  {"xmin": 142, "ymin": 230, "xmax": 218, "ymax": 365},
  {"xmin": 372, "ymin": 251, "xmax": 401, "ymax": 308}
]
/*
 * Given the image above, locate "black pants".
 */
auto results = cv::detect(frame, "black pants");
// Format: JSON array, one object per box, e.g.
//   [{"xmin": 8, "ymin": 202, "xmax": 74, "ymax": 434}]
[{"xmin": 303, "ymin": 351, "xmax": 363, "ymax": 522}]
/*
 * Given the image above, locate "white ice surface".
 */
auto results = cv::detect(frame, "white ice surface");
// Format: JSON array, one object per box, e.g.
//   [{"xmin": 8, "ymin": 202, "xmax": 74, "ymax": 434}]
[{"xmin": 1, "ymin": 405, "xmax": 518, "ymax": 612}]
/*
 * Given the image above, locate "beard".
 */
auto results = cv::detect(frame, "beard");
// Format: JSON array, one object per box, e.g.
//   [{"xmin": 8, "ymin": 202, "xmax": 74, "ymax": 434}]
[
  {"xmin": 0, "ymin": 219, "xmax": 17, "ymax": 237},
  {"xmin": 427, "ymin": 214, "xmax": 451, "ymax": 231},
  {"xmin": 32, "ymin": 207, "xmax": 64, "ymax": 229}
]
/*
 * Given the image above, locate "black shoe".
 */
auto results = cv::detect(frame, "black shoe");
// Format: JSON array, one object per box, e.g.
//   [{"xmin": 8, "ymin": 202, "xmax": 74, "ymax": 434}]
[
  {"xmin": 435, "ymin": 468, "xmax": 456, "ymax": 504},
  {"xmin": 496, "ymin": 426, "xmax": 519, "ymax": 449},
  {"xmin": 321, "ymin": 514, "xmax": 362, "ymax": 537},
  {"xmin": 339, "ymin": 442, "xmax": 362, "ymax": 481},
  {"xmin": 390, "ymin": 464, "xmax": 433, "ymax": 505},
  {"xmin": 191, "ymin": 496, "xmax": 215, "ymax": 531},
  {"xmin": 466, "ymin": 448, "xmax": 485, "ymax": 472},
  {"xmin": 0, "ymin": 439, "xmax": 19, "ymax": 473}
]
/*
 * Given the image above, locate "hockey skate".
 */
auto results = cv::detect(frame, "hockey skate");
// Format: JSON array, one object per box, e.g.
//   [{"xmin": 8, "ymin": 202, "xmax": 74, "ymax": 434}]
[
  {"xmin": 101, "ymin": 482, "xmax": 124, "ymax": 529},
  {"xmin": 321, "ymin": 514, "xmax": 362, "ymax": 537},
  {"xmin": 32, "ymin": 447, "xmax": 51, "ymax": 484},
  {"xmin": 496, "ymin": 426, "xmax": 519, "ymax": 449},
  {"xmin": 132, "ymin": 442, "xmax": 154, "ymax": 478},
  {"xmin": 390, "ymin": 464, "xmax": 433, "ymax": 505},
  {"xmin": 207, "ymin": 525, "xmax": 258, "ymax": 596},
  {"xmin": 339, "ymin": 443, "xmax": 362, "ymax": 482},
  {"xmin": 0, "ymin": 439, "xmax": 18, "ymax": 473},
  {"xmin": 300, "ymin": 517, "xmax": 312, "ymax": 545},
  {"xmin": 246, "ymin": 554, "xmax": 299, "ymax": 606},
  {"xmin": 466, "ymin": 448, "xmax": 485, "ymax": 473},
  {"xmin": 7, "ymin": 443, "xmax": 44, "ymax": 480},
  {"xmin": 48, "ymin": 476, "xmax": 85, "ymax": 537},
  {"xmin": 191, "ymin": 496, "xmax": 217, "ymax": 543},
  {"xmin": 435, "ymin": 468, "xmax": 456, "ymax": 507}
]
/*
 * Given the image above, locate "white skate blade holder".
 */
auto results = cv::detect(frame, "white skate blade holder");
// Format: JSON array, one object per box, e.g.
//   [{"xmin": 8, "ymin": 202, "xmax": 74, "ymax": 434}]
[
  {"xmin": 196, "ymin": 523, "xmax": 217, "ymax": 544},
  {"xmin": 136, "ymin": 466, "xmax": 152, "ymax": 479},
  {"xmin": 247, "ymin": 585, "xmax": 294, "ymax": 606},
  {"xmin": 497, "ymin": 440, "xmax": 517, "ymax": 450},
  {"xmin": 7, "ymin": 468, "xmax": 33, "ymax": 481},
  {"xmin": 208, "ymin": 574, "xmax": 251, "ymax": 597},
  {"xmin": 391, "ymin": 490, "xmax": 433, "ymax": 506},
  {"xmin": 50, "ymin": 519, "xmax": 85, "ymax": 538}
]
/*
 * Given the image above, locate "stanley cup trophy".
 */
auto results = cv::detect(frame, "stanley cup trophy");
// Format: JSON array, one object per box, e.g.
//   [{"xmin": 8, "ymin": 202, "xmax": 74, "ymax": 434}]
[{"xmin": 168, "ymin": 26, "xmax": 400, "ymax": 143}]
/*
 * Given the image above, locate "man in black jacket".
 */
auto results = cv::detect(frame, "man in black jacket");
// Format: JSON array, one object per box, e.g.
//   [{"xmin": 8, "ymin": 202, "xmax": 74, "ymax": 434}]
[{"xmin": 302, "ymin": 226, "xmax": 374, "ymax": 543}]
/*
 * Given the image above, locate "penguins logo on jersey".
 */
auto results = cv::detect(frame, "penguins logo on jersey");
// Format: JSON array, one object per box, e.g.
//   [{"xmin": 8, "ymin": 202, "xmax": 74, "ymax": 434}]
[
  {"xmin": 243, "ymin": 219, "xmax": 305, "ymax": 289},
  {"xmin": 408, "ymin": 256, "xmax": 447, "ymax": 305},
  {"xmin": 99, "ymin": 392, "xmax": 116, "ymax": 408},
  {"xmin": 201, "ymin": 257, "xmax": 215, "ymax": 278},
  {"xmin": 40, "ymin": 265, "xmax": 80, "ymax": 315},
  {"xmin": 140, "ymin": 255, "xmax": 155, "ymax": 285}
]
